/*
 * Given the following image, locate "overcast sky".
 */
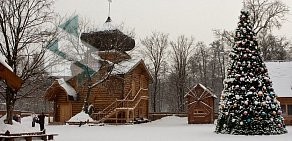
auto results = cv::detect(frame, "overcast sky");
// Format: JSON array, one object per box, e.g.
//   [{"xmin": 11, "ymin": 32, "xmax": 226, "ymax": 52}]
[{"xmin": 54, "ymin": 0, "xmax": 292, "ymax": 45}]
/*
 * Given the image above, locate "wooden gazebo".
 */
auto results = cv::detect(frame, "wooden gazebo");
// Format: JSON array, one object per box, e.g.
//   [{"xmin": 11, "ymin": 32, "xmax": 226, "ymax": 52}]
[{"xmin": 185, "ymin": 84, "xmax": 217, "ymax": 124}]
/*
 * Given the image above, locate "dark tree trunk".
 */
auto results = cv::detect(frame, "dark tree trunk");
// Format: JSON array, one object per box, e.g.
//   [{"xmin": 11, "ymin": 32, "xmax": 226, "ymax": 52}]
[{"xmin": 5, "ymin": 87, "xmax": 15, "ymax": 124}]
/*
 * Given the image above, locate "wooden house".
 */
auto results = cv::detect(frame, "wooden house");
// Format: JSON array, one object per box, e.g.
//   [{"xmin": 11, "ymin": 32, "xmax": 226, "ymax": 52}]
[
  {"xmin": 266, "ymin": 61, "xmax": 292, "ymax": 125},
  {"xmin": 44, "ymin": 28, "xmax": 152, "ymax": 124},
  {"xmin": 45, "ymin": 58, "xmax": 152, "ymax": 123},
  {"xmin": 185, "ymin": 84, "xmax": 217, "ymax": 124}
]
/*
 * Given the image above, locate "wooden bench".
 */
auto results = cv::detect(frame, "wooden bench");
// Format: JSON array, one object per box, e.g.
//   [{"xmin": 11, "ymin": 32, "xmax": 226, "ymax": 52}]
[{"xmin": 0, "ymin": 131, "xmax": 58, "ymax": 141}]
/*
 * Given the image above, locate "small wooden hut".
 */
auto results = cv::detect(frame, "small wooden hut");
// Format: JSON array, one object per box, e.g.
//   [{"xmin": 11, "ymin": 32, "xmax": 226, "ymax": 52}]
[{"xmin": 185, "ymin": 84, "xmax": 217, "ymax": 124}]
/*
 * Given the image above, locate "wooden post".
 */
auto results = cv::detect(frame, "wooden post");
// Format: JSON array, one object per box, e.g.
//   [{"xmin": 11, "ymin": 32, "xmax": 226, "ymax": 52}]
[
  {"xmin": 115, "ymin": 111, "xmax": 117, "ymax": 124},
  {"xmin": 115, "ymin": 101, "xmax": 118, "ymax": 124},
  {"xmin": 126, "ymin": 109, "xmax": 129, "ymax": 123},
  {"xmin": 132, "ymin": 110, "xmax": 135, "ymax": 121}
]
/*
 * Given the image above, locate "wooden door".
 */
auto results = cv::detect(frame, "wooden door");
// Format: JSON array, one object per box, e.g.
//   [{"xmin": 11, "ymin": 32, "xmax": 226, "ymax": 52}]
[{"xmin": 60, "ymin": 103, "xmax": 72, "ymax": 122}]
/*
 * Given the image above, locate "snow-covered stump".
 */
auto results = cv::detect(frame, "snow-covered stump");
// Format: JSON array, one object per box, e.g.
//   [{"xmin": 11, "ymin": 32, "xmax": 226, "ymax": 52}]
[{"xmin": 66, "ymin": 111, "xmax": 95, "ymax": 126}]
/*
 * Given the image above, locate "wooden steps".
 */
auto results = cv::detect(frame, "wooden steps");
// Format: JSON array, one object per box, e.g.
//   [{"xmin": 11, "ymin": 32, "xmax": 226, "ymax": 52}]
[{"xmin": 92, "ymin": 88, "xmax": 149, "ymax": 123}]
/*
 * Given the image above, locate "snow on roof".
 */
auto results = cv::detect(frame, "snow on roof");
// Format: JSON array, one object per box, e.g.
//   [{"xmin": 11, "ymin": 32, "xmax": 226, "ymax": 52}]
[
  {"xmin": 57, "ymin": 78, "xmax": 77, "ymax": 100},
  {"xmin": 111, "ymin": 59, "xmax": 142, "ymax": 75},
  {"xmin": 0, "ymin": 53, "xmax": 13, "ymax": 72},
  {"xmin": 0, "ymin": 115, "xmax": 38, "ymax": 134},
  {"xmin": 67, "ymin": 111, "xmax": 94, "ymax": 122},
  {"xmin": 198, "ymin": 83, "xmax": 217, "ymax": 98},
  {"xmin": 265, "ymin": 61, "xmax": 292, "ymax": 97},
  {"xmin": 185, "ymin": 83, "xmax": 217, "ymax": 98}
]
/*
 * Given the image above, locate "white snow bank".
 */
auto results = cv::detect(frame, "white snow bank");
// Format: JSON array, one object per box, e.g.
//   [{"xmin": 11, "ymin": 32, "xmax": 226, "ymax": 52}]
[
  {"xmin": 0, "ymin": 53, "xmax": 13, "ymax": 71},
  {"xmin": 67, "ymin": 111, "xmax": 94, "ymax": 122},
  {"xmin": 5, "ymin": 115, "xmax": 292, "ymax": 141},
  {"xmin": 48, "ymin": 116, "xmax": 292, "ymax": 141},
  {"xmin": 57, "ymin": 78, "xmax": 77, "ymax": 100},
  {"xmin": 0, "ymin": 115, "xmax": 38, "ymax": 134},
  {"xmin": 145, "ymin": 116, "xmax": 188, "ymax": 127}
]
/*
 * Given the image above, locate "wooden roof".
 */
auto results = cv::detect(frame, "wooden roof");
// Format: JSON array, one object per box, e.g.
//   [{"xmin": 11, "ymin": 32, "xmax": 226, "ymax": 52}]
[
  {"xmin": 112, "ymin": 59, "xmax": 153, "ymax": 83},
  {"xmin": 0, "ymin": 63, "xmax": 22, "ymax": 91},
  {"xmin": 44, "ymin": 78, "xmax": 77, "ymax": 101},
  {"xmin": 184, "ymin": 83, "xmax": 217, "ymax": 98},
  {"xmin": 80, "ymin": 29, "xmax": 135, "ymax": 51}
]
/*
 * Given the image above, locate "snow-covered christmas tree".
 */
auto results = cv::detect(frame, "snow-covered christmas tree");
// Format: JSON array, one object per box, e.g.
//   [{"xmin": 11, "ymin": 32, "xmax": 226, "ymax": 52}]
[{"xmin": 215, "ymin": 10, "xmax": 287, "ymax": 135}]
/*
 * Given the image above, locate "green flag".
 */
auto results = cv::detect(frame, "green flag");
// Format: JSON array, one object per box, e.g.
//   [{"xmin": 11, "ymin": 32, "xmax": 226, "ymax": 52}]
[
  {"xmin": 59, "ymin": 15, "xmax": 79, "ymax": 37},
  {"xmin": 48, "ymin": 39, "xmax": 59, "ymax": 52}
]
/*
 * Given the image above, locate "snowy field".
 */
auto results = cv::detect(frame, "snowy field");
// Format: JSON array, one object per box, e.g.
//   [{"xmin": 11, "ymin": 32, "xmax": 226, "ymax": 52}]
[{"xmin": 12, "ymin": 116, "xmax": 291, "ymax": 141}]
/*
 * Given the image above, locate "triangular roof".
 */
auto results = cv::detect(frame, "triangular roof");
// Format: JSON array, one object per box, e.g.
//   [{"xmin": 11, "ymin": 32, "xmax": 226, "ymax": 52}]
[
  {"xmin": 111, "ymin": 58, "xmax": 153, "ymax": 83},
  {"xmin": 184, "ymin": 83, "xmax": 217, "ymax": 98},
  {"xmin": 265, "ymin": 61, "xmax": 292, "ymax": 97},
  {"xmin": 44, "ymin": 78, "xmax": 77, "ymax": 101}
]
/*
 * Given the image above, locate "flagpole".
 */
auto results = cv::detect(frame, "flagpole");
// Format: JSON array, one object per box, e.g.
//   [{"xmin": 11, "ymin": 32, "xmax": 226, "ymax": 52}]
[
  {"xmin": 108, "ymin": 1, "xmax": 111, "ymax": 17},
  {"xmin": 243, "ymin": 0, "xmax": 246, "ymax": 10}
]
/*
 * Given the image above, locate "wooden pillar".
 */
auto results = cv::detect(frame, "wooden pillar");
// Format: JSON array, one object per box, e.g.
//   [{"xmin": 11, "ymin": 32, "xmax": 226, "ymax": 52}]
[
  {"xmin": 115, "ymin": 110, "xmax": 118, "ymax": 124},
  {"xmin": 132, "ymin": 109, "xmax": 135, "ymax": 120},
  {"xmin": 126, "ymin": 110, "xmax": 129, "ymax": 123}
]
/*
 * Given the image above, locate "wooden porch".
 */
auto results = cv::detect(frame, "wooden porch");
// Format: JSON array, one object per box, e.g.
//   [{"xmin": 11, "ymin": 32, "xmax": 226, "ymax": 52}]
[{"xmin": 92, "ymin": 88, "xmax": 149, "ymax": 124}]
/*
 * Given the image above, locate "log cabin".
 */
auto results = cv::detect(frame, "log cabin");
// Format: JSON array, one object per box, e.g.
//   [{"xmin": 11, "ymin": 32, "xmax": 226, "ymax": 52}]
[
  {"xmin": 44, "ymin": 28, "xmax": 152, "ymax": 124},
  {"xmin": 266, "ymin": 61, "xmax": 292, "ymax": 125},
  {"xmin": 45, "ymin": 55, "xmax": 152, "ymax": 124},
  {"xmin": 185, "ymin": 84, "xmax": 217, "ymax": 124}
]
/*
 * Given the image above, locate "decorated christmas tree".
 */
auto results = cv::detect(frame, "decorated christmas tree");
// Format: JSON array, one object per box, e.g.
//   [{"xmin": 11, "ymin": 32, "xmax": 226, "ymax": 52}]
[{"xmin": 215, "ymin": 10, "xmax": 287, "ymax": 135}]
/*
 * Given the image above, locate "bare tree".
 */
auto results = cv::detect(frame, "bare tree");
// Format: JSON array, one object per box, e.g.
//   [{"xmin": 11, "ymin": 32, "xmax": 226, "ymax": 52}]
[
  {"xmin": 214, "ymin": 0, "xmax": 289, "ymax": 46},
  {"xmin": 170, "ymin": 35, "xmax": 195, "ymax": 112},
  {"xmin": 245, "ymin": 0, "xmax": 289, "ymax": 34},
  {"xmin": 258, "ymin": 31, "xmax": 290, "ymax": 60},
  {"xmin": 0, "ymin": 0, "xmax": 57, "ymax": 124},
  {"xmin": 140, "ymin": 32, "xmax": 169, "ymax": 112}
]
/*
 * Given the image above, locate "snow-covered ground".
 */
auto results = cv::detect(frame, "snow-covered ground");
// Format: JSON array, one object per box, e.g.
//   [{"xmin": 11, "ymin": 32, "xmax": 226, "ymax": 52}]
[{"xmin": 6, "ymin": 116, "xmax": 289, "ymax": 141}]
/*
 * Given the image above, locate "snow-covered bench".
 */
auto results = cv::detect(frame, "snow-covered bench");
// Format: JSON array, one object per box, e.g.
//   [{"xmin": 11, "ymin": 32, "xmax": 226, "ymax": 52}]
[{"xmin": 0, "ymin": 131, "xmax": 58, "ymax": 141}]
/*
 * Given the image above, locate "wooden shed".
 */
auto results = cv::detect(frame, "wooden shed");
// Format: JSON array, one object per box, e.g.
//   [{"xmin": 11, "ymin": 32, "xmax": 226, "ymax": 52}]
[
  {"xmin": 44, "ymin": 53, "xmax": 152, "ymax": 124},
  {"xmin": 185, "ymin": 83, "xmax": 217, "ymax": 124},
  {"xmin": 266, "ymin": 61, "xmax": 292, "ymax": 125}
]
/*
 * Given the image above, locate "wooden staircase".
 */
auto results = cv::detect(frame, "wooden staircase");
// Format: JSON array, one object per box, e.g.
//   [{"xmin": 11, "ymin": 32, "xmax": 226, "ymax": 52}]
[{"xmin": 92, "ymin": 88, "xmax": 148, "ymax": 123}]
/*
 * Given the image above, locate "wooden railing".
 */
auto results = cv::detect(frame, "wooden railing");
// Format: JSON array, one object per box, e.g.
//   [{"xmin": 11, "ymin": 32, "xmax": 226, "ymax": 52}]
[
  {"xmin": 117, "ymin": 88, "xmax": 148, "ymax": 108},
  {"xmin": 93, "ymin": 89, "xmax": 132, "ymax": 121},
  {"xmin": 93, "ymin": 88, "xmax": 148, "ymax": 123}
]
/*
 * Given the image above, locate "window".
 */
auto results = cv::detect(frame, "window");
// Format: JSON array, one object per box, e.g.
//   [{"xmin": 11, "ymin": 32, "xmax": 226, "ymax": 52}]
[
  {"xmin": 288, "ymin": 105, "xmax": 292, "ymax": 115},
  {"xmin": 193, "ymin": 109, "xmax": 207, "ymax": 117},
  {"xmin": 281, "ymin": 105, "xmax": 287, "ymax": 115},
  {"xmin": 193, "ymin": 110, "xmax": 205, "ymax": 114}
]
